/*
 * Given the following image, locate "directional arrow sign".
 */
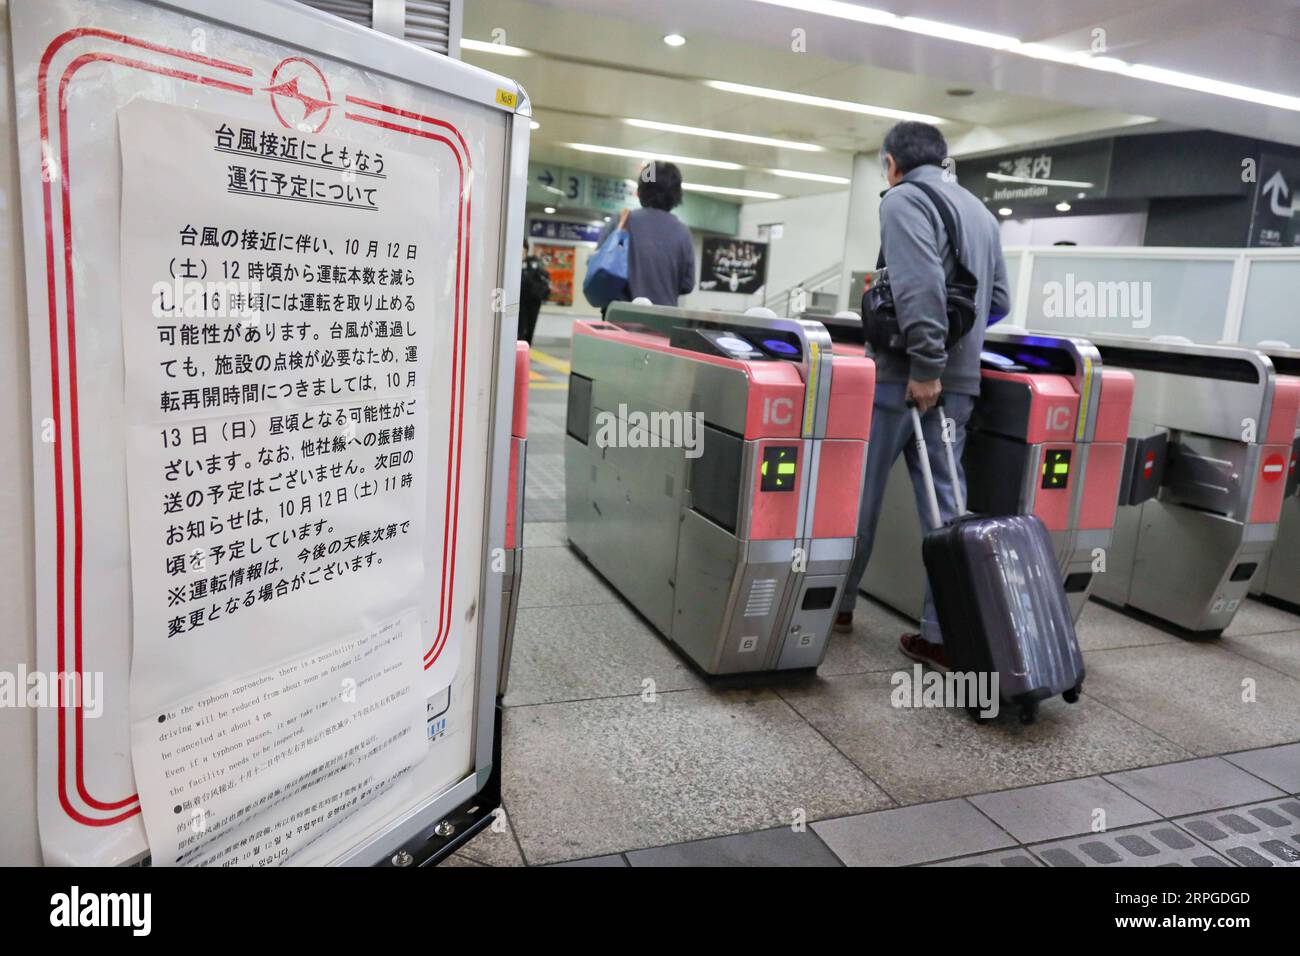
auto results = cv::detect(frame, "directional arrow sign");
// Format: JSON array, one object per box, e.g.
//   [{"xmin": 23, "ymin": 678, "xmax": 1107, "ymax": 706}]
[
  {"xmin": 537, "ymin": 168, "xmax": 554, "ymax": 187},
  {"xmin": 1263, "ymin": 170, "xmax": 1292, "ymax": 218}
]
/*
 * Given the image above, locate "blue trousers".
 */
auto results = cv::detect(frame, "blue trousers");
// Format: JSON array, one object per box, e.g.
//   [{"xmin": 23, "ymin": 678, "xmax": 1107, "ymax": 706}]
[{"xmin": 839, "ymin": 382, "xmax": 974, "ymax": 644}]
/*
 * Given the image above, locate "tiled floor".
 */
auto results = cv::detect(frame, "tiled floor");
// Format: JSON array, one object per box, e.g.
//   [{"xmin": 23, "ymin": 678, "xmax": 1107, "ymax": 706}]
[{"xmin": 448, "ymin": 337, "xmax": 1300, "ymax": 867}]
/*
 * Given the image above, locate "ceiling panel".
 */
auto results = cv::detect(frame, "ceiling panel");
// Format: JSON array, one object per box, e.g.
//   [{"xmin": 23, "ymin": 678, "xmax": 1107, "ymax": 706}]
[{"xmin": 463, "ymin": 0, "xmax": 1300, "ymax": 201}]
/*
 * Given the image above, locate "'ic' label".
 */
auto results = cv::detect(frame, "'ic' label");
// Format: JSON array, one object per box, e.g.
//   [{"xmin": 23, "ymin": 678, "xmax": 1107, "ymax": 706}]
[
  {"xmin": 764, "ymin": 396, "xmax": 794, "ymax": 426},
  {"xmin": 1045, "ymin": 405, "xmax": 1071, "ymax": 434}
]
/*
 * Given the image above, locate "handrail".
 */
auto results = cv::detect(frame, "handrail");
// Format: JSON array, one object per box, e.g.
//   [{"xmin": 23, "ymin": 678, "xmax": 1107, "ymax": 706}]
[{"xmin": 766, "ymin": 261, "xmax": 843, "ymax": 316}]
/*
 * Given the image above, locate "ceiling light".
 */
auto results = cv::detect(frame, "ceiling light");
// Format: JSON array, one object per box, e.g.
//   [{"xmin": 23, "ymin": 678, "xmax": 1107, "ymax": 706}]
[
  {"xmin": 986, "ymin": 172, "xmax": 1095, "ymax": 189},
  {"xmin": 663, "ymin": 34, "xmax": 687, "ymax": 47},
  {"xmin": 1055, "ymin": 202, "xmax": 1072, "ymax": 212},
  {"xmin": 997, "ymin": 207, "xmax": 1013, "ymax": 217},
  {"xmin": 745, "ymin": 2, "xmax": 1017, "ymax": 49},
  {"xmin": 624, "ymin": 118, "xmax": 823, "ymax": 152},
  {"xmin": 681, "ymin": 183, "xmax": 783, "ymax": 199},
  {"xmin": 566, "ymin": 142, "xmax": 743, "ymax": 170},
  {"xmin": 747, "ymin": 2, "xmax": 1300, "ymax": 113},
  {"xmin": 543, "ymin": 206, "xmax": 556, "ymax": 214},
  {"xmin": 705, "ymin": 80, "xmax": 945, "ymax": 124},
  {"xmin": 766, "ymin": 168, "xmax": 851, "ymax": 184},
  {"xmin": 460, "ymin": 38, "xmax": 532, "ymax": 57},
  {"xmin": 530, "ymin": 121, "xmax": 540, "ymax": 130}
]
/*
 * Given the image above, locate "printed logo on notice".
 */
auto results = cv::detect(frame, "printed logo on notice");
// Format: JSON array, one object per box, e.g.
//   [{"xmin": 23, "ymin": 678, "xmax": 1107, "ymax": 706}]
[
  {"xmin": 50, "ymin": 887, "xmax": 151, "ymax": 936},
  {"xmin": 264, "ymin": 56, "xmax": 336, "ymax": 133}
]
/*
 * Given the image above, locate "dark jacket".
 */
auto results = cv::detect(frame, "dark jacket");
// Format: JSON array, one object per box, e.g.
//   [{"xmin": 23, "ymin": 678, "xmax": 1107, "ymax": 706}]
[{"xmin": 598, "ymin": 207, "xmax": 695, "ymax": 306}]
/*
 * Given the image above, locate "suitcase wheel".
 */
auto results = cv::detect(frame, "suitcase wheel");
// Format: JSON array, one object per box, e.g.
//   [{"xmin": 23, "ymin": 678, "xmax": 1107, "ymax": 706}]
[
  {"xmin": 1019, "ymin": 701, "xmax": 1039, "ymax": 725},
  {"xmin": 967, "ymin": 706, "xmax": 996, "ymax": 725},
  {"xmin": 1062, "ymin": 684, "xmax": 1082, "ymax": 704}
]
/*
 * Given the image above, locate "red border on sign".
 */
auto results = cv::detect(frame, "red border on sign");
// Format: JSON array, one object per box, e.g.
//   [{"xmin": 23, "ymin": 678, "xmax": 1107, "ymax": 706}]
[{"xmin": 36, "ymin": 30, "xmax": 473, "ymax": 830}]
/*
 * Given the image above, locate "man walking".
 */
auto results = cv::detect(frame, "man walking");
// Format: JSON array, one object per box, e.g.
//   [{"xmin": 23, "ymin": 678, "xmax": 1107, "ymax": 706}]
[{"xmin": 836, "ymin": 121, "xmax": 1011, "ymax": 670}]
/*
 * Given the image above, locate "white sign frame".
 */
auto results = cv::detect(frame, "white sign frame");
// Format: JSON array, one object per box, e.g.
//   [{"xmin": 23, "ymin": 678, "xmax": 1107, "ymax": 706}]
[{"xmin": 6, "ymin": 0, "xmax": 529, "ymax": 866}]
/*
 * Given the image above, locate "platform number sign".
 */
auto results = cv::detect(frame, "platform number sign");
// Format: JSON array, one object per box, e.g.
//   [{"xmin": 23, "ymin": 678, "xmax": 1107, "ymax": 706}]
[{"xmin": 761, "ymin": 446, "xmax": 798, "ymax": 492}]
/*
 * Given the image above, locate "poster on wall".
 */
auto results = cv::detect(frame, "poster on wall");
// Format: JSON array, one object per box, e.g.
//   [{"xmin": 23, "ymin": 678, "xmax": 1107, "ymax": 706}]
[
  {"xmin": 535, "ymin": 243, "xmax": 575, "ymax": 306},
  {"xmin": 699, "ymin": 237, "xmax": 768, "ymax": 295}
]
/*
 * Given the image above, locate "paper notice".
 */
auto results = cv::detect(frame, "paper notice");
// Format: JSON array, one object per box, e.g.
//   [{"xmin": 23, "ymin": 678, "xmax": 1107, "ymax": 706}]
[
  {"xmin": 131, "ymin": 611, "xmax": 425, "ymax": 866},
  {"xmin": 116, "ymin": 100, "xmax": 455, "ymax": 864}
]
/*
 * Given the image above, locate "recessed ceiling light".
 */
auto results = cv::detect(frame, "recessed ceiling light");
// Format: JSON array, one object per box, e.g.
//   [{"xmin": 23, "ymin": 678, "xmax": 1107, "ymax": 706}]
[
  {"xmin": 997, "ymin": 207, "xmax": 1013, "ymax": 216},
  {"xmin": 460, "ymin": 38, "xmax": 532, "ymax": 57},
  {"xmin": 747, "ymin": 1, "xmax": 1300, "ymax": 113},
  {"xmin": 543, "ymin": 206, "xmax": 557, "ymax": 214},
  {"xmin": 566, "ymin": 143, "xmax": 744, "ymax": 170},
  {"xmin": 624, "ymin": 118, "xmax": 823, "ymax": 152},
  {"xmin": 705, "ymin": 80, "xmax": 945, "ymax": 124},
  {"xmin": 530, "ymin": 121, "xmax": 540, "ymax": 130},
  {"xmin": 1055, "ymin": 202, "xmax": 1072, "ymax": 212},
  {"xmin": 681, "ymin": 183, "xmax": 783, "ymax": 199},
  {"xmin": 663, "ymin": 34, "xmax": 687, "ymax": 47},
  {"xmin": 765, "ymin": 168, "xmax": 851, "ymax": 184}
]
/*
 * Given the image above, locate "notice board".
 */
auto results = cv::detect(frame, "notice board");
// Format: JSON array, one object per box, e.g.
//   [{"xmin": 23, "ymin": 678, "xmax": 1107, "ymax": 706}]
[{"xmin": 8, "ymin": 0, "xmax": 528, "ymax": 865}]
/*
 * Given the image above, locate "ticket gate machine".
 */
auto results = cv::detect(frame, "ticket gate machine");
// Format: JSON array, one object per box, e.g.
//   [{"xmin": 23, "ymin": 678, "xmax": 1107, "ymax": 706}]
[
  {"xmin": 847, "ymin": 329, "xmax": 1135, "ymax": 623},
  {"xmin": 497, "ymin": 343, "xmax": 530, "ymax": 694},
  {"xmin": 1249, "ymin": 344, "xmax": 1300, "ymax": 610},
  {"xmin": 1089, "ymin": 336, "xmax": 1300, "ymax": 635},
  {"xmin": 564, "ymin": 302, "xmax": 875, "ymax": 675}
]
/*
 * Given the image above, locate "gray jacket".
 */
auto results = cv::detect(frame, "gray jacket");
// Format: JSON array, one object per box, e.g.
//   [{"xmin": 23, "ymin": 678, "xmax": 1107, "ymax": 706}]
[{"xmin": 875, "ymin": 164, "xmax": 1010, "ymax": 396}]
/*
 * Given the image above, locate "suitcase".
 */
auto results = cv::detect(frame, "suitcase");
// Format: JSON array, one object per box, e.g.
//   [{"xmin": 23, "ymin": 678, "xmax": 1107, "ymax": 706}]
[{"xmin": 910, "ymin": 404, "xmax": 1085, "ymax": 724}]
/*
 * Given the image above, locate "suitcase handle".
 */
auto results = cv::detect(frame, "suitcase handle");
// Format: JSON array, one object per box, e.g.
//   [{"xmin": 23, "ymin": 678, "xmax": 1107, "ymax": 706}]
[{"xmin": 908, "ymin": 400, "xmax": 966, "ymax": 532}]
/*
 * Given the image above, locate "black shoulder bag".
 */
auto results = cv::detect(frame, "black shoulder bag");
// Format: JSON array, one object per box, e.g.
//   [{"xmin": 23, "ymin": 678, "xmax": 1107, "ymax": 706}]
[{"xmin": 861, "ymin": 180, "xmax": 979, "ymax": 355}]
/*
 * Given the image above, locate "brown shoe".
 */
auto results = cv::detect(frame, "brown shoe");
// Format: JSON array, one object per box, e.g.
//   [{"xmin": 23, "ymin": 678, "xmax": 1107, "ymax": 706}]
[
  {"xmin": 833, "ymin": 611, "xmax": 853, "ymax": 633},
  {"xmin": 899, "ymin": 632, "xmax": 949, "ymax": 671}
]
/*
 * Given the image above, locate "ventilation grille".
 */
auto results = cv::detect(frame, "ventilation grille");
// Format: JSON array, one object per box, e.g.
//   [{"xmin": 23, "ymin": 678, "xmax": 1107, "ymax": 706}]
[
  {"xmin": 297, "ymin": 1, "xmax": 459, "ymax": 57},
  {"xmin": 404, "ymin": 1, "xmax": 455, "ymax": 54},
  {"xmin": 744, "ymin": 579, "xmax": 778, "ymax": 618}
]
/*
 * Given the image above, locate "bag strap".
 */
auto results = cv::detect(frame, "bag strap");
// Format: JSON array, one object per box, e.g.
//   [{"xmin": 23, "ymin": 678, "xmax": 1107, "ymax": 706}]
[
  {"xmin": 907, "ymin": 179, "xmax": 963, "ymax": 262},
  {"xmin": 875, "ymin": 178, "xmax": 963, "ymax": 269}
]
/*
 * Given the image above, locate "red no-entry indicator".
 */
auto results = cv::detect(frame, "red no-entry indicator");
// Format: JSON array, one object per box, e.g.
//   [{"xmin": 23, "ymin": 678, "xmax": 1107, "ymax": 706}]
[{"xmin": 1262, "ymin": 452, "xmax": 1285, "ymax": 483}]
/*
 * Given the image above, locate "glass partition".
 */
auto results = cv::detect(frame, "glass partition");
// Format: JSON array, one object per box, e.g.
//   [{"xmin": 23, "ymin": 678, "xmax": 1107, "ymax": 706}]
[
  {"xmin": 1021, "ymin": 254, "xmax": 1236, "ymax": 341},
  {"xmin": 1238, "ymin": 257, "xmax": 1300, "ymax": 347}
]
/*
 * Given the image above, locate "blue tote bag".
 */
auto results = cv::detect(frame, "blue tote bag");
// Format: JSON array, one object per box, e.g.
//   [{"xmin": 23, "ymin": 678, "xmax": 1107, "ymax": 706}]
[{"xmin": 583, "ymin": 209, "xmax": 630, "ymax": 309}]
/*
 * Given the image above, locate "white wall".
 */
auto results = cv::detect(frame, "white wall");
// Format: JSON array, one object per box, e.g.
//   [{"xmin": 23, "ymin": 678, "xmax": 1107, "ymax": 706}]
[
  {"xmin": 1000, "ymin": 210, "xmax": 1148, "ymax": 247},
  {"xmin": 739, "ymin": 190, "xmax": 851, "ymax": 301}
]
